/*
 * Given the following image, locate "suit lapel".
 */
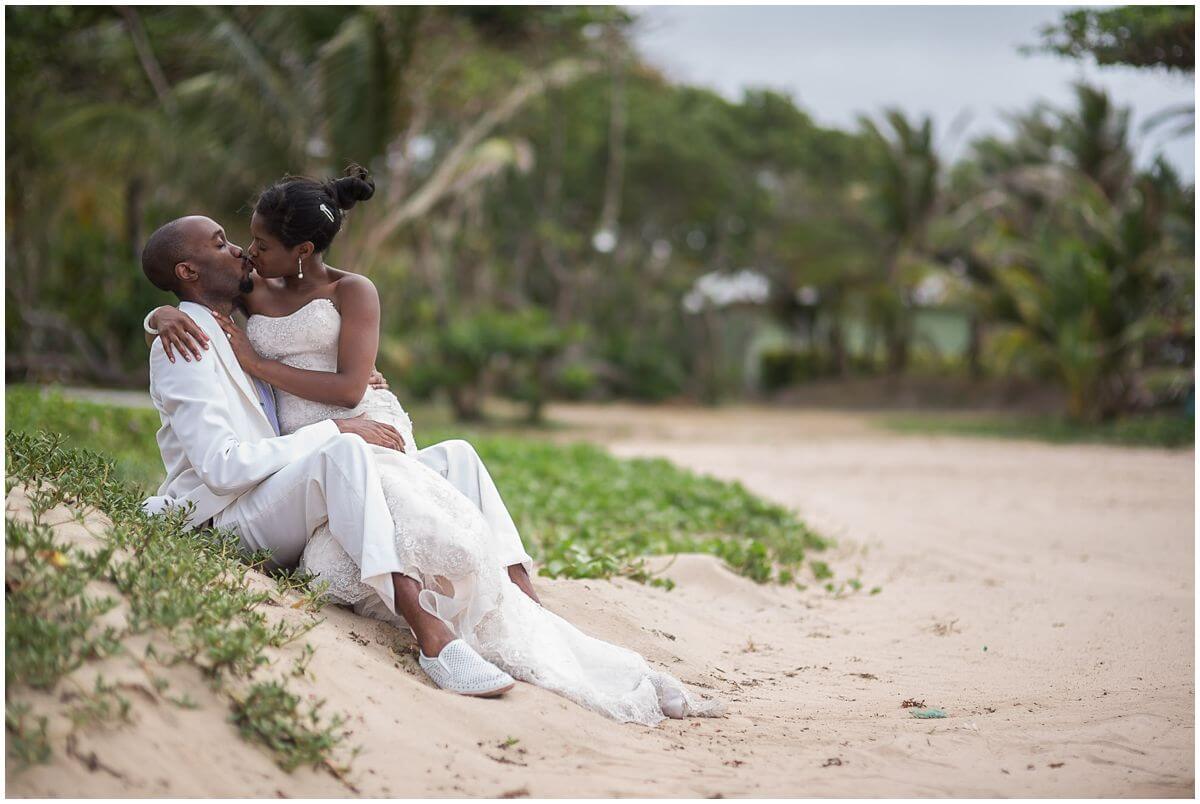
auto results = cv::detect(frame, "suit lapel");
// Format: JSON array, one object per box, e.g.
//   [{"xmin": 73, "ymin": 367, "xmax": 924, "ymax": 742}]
[{"xmin": 178, "ymin": 302, "xmax": 272, "ymax": 432}]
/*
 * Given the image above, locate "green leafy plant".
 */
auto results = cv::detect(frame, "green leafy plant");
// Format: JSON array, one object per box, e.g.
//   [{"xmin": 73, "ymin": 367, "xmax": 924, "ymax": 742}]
[
  {"xmin": 5, "ymin": 702, "xmax": 51, "ymax": 769},
  {"xmin": 229, "ymin": 681, "xmax": 349, "ymax": 773},
  {"xmin": 880, "ymin": 411, "xmax": 1193, "ymax": 448},
  {"xmin": 5, "ymin": 430, "xmax": 352, "ymax": 776},
  {"xmin": 11, "ymin": 387, "xmax": 835, "ymax": 588}
]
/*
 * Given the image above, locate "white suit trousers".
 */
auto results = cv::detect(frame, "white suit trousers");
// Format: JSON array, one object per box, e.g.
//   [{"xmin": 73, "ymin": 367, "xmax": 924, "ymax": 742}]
[
  {"xmin": 213, "ymin": 434, "xmax": 535, "ymax": 617},
  {"xmin": 213, "ymin": 433, "xmax": 404, "ymax": 610}
]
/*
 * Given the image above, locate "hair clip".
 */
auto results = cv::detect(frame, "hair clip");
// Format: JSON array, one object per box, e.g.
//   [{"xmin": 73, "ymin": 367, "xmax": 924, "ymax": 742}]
[{"xmin": 319, "ymin": 203, "xmax": 336, "ymax": 223}]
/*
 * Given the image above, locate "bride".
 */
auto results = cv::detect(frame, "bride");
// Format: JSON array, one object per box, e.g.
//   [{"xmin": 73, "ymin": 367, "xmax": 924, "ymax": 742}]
[{"xmin": 146, "ymin": 165, "xmax": 721, "ymax": 725}]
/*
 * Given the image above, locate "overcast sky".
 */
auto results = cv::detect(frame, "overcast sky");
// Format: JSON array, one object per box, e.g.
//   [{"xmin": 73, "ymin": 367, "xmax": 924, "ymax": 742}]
[{"xmin": 629, "ymin": 5, "xmax": 1195, "ymax": 181}]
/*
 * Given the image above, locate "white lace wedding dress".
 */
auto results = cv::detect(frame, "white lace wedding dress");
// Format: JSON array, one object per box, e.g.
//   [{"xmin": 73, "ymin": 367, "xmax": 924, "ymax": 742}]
[{"xmin": 246, "ymin": 298, "xmax": 722, "ymax": 725}]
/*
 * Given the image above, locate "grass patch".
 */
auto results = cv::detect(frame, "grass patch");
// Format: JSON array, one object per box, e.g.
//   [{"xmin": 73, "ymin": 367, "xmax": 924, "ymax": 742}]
[
  {"xmin": 419, "ymin": 434, "xmax": 829, "ymax": 585},
  {"xmin": 5, "ymin": 517, "xmax": 123, "ymax": 689},
  {"xmin": 7, "ymin": 385, "xmax": 833, "ymax": 585},
  {"xmin": 3, "ymin": 389, "xmax": 836, "ymax": 777},
  {"xmin": 6, "ymin": 385, "xmax": 166, "ymax": 489},
  {"xmin": 5, "ymin": 430, "xmax": 351, "ymax": 776},
  {"xmin": 878, "ymin": 411, "xmax": 1194, "ymax": 449},
  {"xmin": 5, "ymin": 702, "xmax": 51, "ymax": 769},
  {"xmin": 230, "ymin": 679, "xmax": 350, "ymax": 773}
]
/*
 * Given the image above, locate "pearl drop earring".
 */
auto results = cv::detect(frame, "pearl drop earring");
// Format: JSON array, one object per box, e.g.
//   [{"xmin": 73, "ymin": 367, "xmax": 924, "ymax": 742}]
[{"xmin": 297, "ymin": 256, "xmax": 304, "ymax": 280}]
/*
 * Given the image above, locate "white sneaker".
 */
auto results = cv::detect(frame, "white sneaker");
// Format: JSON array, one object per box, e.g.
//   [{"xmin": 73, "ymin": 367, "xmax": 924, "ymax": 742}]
[{"xmin": 418, "ymin": 639, "xmax": 515, "ymax": 697}]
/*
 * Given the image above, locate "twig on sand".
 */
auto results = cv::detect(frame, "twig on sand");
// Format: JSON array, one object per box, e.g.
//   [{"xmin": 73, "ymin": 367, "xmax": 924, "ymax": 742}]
[
  {"xmin": 64, "ymin": 735, "xmax": 125, "ymax": 780},
  {"xmin": 928, "ymin": 618, "xmax": 961, "ymax": 636},
  {"xmin": 499, "ymin": 787, "xmax": 530, "ymax": 798},
  {"xmin": 322, "ymin": 759, "xmax": 361, "ymax": 794}
]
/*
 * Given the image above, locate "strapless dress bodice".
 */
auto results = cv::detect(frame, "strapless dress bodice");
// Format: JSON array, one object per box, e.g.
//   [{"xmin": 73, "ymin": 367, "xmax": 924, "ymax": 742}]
[{"xmin": 245, "ymin": 298, "xmax": 413, "ymax": 443}]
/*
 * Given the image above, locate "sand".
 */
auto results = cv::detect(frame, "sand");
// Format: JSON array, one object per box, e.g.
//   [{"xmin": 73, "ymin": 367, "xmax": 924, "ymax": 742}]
[{"xmin": 7, "ymin": 403, "xmax": 1194, "ymax": 797}]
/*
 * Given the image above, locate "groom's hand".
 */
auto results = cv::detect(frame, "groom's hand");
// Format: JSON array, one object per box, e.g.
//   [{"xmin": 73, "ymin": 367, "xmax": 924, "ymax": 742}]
[{"xmin": 335, "ymin": 414, "xmax": 406, "ymax": 452}]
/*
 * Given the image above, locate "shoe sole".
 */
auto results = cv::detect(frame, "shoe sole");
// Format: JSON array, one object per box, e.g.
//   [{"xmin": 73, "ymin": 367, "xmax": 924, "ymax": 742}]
[{"xmin": 460, "ymin": 681, "xmax": 515, "ymax": 698}]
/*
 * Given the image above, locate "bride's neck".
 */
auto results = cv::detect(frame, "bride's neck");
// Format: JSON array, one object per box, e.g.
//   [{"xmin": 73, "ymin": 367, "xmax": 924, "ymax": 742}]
[{"xmin": 284, "ymin": 256, "xmax": 330, "ymax": 291}]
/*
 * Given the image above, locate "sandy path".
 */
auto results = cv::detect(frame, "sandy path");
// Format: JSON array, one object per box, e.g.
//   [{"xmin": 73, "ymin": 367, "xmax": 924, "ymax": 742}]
[
  {"xmin": 544, "ymin": 403, "xmax": 1196, "ymax": 796},
  {"xmin": 8, "ymin": 401, "xmax": 1194, "ymax": 797}
]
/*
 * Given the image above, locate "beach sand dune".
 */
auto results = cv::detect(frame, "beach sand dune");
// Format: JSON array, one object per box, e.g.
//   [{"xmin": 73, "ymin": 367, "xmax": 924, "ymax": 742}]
[{"xmin": 7, "ymin": 405, "xmax": 1194, "ymax": 797}]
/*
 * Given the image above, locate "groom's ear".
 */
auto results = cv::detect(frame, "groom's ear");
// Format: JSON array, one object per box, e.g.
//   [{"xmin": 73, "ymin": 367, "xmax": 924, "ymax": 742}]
[{"xmin": 174, "ymin": 261, "xmax": 200, "ymax": 287}]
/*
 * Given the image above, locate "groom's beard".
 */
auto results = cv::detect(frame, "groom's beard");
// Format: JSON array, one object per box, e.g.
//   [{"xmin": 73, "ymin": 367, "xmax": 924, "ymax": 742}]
[{"xmin": 238, "ymin": 276, "xmax": 254, "ymax": 295}]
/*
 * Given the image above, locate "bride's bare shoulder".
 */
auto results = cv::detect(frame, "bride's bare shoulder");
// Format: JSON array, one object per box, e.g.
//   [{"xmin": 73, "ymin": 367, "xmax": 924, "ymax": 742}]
[{"xmin": 330, "ymin": 270, "xmax": 379, "ymax": 307}]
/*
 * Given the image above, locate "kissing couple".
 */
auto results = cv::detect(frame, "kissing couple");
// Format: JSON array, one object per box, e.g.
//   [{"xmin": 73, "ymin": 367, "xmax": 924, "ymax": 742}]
[{"xmin": 139, "ymin": 165, "xmax": 721, "ymax": 725}]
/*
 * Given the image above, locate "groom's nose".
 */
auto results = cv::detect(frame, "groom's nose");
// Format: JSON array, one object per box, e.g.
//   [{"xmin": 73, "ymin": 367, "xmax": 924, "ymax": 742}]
[{"xmin": 228, "ymin": 241, "xmax": 244, "ymax": 259}]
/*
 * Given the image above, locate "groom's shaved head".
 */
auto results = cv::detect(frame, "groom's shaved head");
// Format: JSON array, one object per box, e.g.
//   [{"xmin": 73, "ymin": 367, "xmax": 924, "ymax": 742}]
[
  {"xmin": 142, "ymin": 217, "xmax": 206, "ymax": 295},
  {"xmin": 141, "ymin": 215, "xmax": 250, "ymax": 308}
]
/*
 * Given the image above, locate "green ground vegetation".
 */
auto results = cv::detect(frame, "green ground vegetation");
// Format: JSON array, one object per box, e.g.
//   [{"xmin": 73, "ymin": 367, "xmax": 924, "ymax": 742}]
[
  {"xmin": 6, "ymin": 384, "xmax": 832, "ymax": 585},
  {"xmin": 878, "ymin": 411, "xmax": 1193, "ymax": 448},
  {"xmin": 5, "ymin": 429, "xmax": 353, "ymax": 776},
  {"xmin": 5, "ymin": 384, "xmax": 839, "ymax": 773}
]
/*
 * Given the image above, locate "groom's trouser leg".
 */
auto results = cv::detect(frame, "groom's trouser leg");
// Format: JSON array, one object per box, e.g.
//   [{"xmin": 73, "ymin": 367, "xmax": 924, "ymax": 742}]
[
  {"xmin": 213, "ymin": 433, "xmax": 405, "ymax": 616},
  {"xmin": 414, "ymin": 439, "xmax": 534, "ymax": 575}
]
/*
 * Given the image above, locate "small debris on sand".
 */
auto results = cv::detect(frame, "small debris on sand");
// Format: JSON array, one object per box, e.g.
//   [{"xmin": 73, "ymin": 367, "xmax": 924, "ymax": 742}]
[
  {"xmin": 928, "ymin": 619, "xmax": 961, "ymax": 636},
  {"xmin": 499, "ymin": 787, "xmax": 530, "ymax": 798},
  {"xmin": 821, "ymin": 758, "xmax": 844, "ymax": 768}
]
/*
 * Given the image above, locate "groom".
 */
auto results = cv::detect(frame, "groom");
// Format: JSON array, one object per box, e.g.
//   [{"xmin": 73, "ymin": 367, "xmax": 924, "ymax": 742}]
[{"xmin": 139, "ymin": 214, "xmax": 531, "ymax": 697}]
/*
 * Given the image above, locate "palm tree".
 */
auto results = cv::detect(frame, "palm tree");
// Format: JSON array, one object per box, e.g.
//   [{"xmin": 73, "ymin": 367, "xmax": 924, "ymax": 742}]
[
  {"xmin": 934, "ymin": 85, "xmax": 1192, "ymax": 420},
  {"xmin": 1057, "ymin": 83, "xmax": 1135, "ymax": 203},
  {"xmin": 856, "ymin": 109, "xmax": 941, "ymax": 372},
  {"xmin": 987, "ymin": 168, "xmax": 1190, "ymax": 420},
  {"xmin": 5, "ymin": 6, "xmax": 601, "ymax": 388}
]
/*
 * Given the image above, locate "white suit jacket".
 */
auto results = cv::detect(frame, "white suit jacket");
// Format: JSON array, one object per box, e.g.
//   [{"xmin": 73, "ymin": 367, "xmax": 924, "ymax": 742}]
[{"xmin": 143, "ymin": 301, "xmax": 340, "ymax": 528}]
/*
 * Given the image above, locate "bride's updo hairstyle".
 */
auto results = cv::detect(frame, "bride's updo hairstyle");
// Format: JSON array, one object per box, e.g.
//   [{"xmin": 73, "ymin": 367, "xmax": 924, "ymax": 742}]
[{"xmin": 253, "ymin": 163, "xmax": 375, "ymax": 253}]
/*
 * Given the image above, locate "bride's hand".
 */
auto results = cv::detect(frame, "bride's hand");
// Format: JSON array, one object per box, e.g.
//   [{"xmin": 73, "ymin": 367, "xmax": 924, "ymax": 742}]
[
  {"xmin": 368, "ymin": 368, "xmax": 389, "ymax": 391},
  {"xmin": 151, "ymin": 306, "xmax": 210, "ymax": 363},
  {"xmin": 210, "ymin": 310, "xmax": 265, "ymax": 376}
]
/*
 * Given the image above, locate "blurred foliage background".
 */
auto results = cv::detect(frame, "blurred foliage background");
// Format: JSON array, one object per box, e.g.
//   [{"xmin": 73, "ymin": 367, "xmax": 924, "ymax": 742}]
[{"xmin": 5, "ymin": 5, "xmax": 1195, "ymax": 427}]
